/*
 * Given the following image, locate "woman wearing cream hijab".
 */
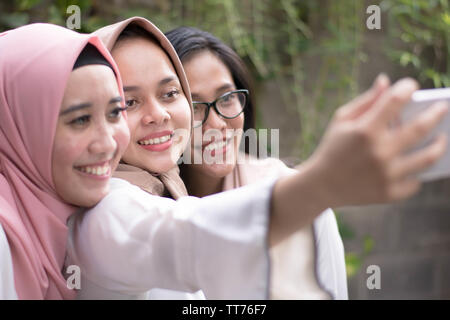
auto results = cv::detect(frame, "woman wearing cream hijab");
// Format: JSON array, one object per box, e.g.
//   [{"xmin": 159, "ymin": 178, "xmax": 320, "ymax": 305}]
[{"xmin": 66, "ymin": 16, "xmax": 449, "ymax": 300}]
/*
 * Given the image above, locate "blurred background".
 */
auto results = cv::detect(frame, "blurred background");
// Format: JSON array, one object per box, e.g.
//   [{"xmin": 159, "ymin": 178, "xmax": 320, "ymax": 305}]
[{"xmin": 1, "ymin": 0, "xmax": 449, "ymax": 299}]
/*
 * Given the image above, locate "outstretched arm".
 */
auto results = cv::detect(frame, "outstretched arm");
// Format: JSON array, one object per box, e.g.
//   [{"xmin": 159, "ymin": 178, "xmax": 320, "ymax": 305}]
[{"xmin": 270, "ymin": 75, "xmax": 448, "ymax": 245}]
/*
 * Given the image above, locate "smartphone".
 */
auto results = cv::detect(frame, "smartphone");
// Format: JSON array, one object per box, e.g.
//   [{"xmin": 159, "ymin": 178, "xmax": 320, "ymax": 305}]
[{"xmin": 400, "ymin": 88, "xmax": 450, "ymax": 182}]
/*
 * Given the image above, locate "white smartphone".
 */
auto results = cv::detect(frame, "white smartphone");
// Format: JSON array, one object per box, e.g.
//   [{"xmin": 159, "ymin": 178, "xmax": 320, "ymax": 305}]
[{"xmin": 400, "ymin": 88, "xmax": 450, "ymax": 182}]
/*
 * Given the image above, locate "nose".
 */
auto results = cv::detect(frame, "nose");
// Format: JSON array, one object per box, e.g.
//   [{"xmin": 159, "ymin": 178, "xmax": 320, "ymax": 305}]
[
  {"xmin": 88, "ymin": 121, "xmax": 117, "ymax": 157},
  {"xmin": 141, "ymin": 101, "xmax": 171, "ymax": 126}
]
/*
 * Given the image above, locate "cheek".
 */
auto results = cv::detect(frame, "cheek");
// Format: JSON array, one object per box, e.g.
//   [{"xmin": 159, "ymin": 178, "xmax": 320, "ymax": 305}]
[
  {"xmin": 115, "ymin": 120, "xmax": 131, "ymax": 151},
  {"xmin": 231, "ymin": 114, "xmax": 245, "ymax": 130},
  {"xmin": 51, "ymin": 130, "xmax": 89, "ymax": 203},
  {"xmin": 125, "ymin": 112, "xmax": 141, "ymax": 140},
  {"xmin": 52, "ymin": 132, "xmax": 86, "ymax": 175}
]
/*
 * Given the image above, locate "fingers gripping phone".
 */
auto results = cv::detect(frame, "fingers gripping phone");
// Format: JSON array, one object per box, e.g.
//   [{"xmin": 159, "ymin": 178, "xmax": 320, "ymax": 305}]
[{"xmin": 400, "ymin": 88, "xmax": 450, "ymax": 182}]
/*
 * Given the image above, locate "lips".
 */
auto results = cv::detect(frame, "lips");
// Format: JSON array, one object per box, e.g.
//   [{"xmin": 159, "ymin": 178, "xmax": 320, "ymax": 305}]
[
  {"xmin": 202, "ymin": 137, "xmax": 233, "ymax": 157},
  {"xmin": 138, "ymin": 134, "xmax": 173, "ymax": 146},
  {"xmin": 137, "ymin": 130, "xmax": 174, "ymax": 152},
  {"xmin": 204, "ymin": 139, "xmax": 229, "ymax": 152},
  {"xmin": 74, "ymin": 161, "xmax": 111, "ymax": 178}
]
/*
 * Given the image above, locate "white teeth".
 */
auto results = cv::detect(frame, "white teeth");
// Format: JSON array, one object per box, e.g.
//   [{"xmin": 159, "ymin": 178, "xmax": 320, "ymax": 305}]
[
  {"xmin": 139, "ymin": 134, "xmax": 172, "ymax": 145},
  {"xmin": 205, "ymin": 140, "xmax": 228, "ymax": 152},
  {"xmin": 76, "ymin": 164, "xmax": 109, "ymax": 176}
]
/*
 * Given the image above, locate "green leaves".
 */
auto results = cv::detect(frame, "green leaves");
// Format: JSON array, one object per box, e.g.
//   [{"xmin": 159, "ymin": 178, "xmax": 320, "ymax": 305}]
[
  {"xmin": 0, "ymin": 0, "xmax": 446, "ymax": 159},
  {"xmin": 336, "ymin": 212, "xmax": 375, "ymax": 279},
  {"xmin": 385, "ymin": 0, "xmax": 449, "ymax": 88},
  {"xmin": 0, "ymin": 12, "xmax": 29, "ymax": 28},
  {"xmin": 345, "ymin": 252, "xmax": 362, "ymax": 278},
  {"xmin": 15, "ymin": 0, "xmax": 42, "ymax": 11}
]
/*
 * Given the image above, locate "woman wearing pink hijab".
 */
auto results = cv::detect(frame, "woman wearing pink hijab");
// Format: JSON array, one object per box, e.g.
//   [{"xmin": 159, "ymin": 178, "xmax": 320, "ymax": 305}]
[{"xmin": 0, "ymin": 23, "xmax": 129, "ymax": 299}]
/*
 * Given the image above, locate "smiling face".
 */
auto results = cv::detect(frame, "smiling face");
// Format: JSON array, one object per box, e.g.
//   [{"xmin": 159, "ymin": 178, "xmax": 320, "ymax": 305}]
[
  {"xmin": 183, "ymin": 50, "xmax": 244, "ymax": 178},
  {"xmin": 52, "ymin": 64, "xmax": 130, "ymax": 208},
  {"xmin": 111, "ymin": 37, "xmax": 191, "ymax": 173}
]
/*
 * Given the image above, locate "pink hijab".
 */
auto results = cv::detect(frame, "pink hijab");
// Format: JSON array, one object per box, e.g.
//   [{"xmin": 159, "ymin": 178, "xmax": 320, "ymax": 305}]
[{"xmin": 0, "ymin": 23, "xmax": 123, "ymax": 299}]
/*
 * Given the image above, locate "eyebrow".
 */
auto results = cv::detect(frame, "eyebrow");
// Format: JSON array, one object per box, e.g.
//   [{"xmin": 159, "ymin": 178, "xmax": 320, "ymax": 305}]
[
  {"xmin": 191, "ymin": 83, "xmax": 235, "ymax": 101},
  {"xmin": 160, "ymin": 76, "xmax": 179, "ymax": 87},
  {"xmin": 216, "ymin": 83, "xmax": 235, "ymax": 95},
  {"xmin": 123, "ymin": 86, "xmax": 140, "ymax": 92},
  {"xmin": 60, "ymin": 96, "xmax": 123, "ymax": 116},
  {"xmin": 123, "ymin": 77, "xmax": 180, "ymax": 92}
]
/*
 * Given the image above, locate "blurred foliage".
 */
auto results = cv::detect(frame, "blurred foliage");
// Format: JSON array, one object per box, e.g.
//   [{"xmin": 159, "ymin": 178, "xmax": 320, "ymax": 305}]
[
  {"xmin": 0, "ymin": 0, "xmax": 447, "ymax": 160},
  {"xmin": 336, "ymin": 211, "xmax": 375, "ymax": 278},
  {"xmin": 382, "ymin": 0, "xmax": 449, "ymax": 88}
]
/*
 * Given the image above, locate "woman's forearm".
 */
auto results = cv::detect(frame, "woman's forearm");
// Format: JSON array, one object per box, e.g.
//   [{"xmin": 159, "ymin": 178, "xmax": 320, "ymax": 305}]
[
  {"xmin": 269, "ymin": 158, "xmax": 333, "ymax": 246},
  {"xmin": 269, "ymin": 76, "xmax": 448, "ymax": 247}
]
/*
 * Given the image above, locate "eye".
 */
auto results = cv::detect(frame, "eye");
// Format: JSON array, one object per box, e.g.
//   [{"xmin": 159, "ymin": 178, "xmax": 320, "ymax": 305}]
[
  {"xmin": 69, "ymin": 115, "xmax": 90, "ymax": 127},
  {"xmin": 163, "ymin": 89, "xmax": 180, "ymax": 100},
  {"xmin": 125, "ymin": 99, "xmax": 139, "ymax": 110},
  {"xmin": 108, "ymin": 106, "xmax": 127, "ymax": 121},
  {"xmin": 193, "ymin": 103, "xmax": 206, "ymax": 114},
  {"xmin": 222, "ymin": 92, "xmax": 237, "ymax": 102}
]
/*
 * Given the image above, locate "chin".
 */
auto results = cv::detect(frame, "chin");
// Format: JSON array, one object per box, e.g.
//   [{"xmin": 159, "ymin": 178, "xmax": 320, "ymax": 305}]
[
  {"xmin": 203, "ymin": 163, "xmax": 235, "ymax": 178},
  {"xmin": 134, "ymin": 160, "xmax": 173, "ymax": 174},
  {"xmin": 74, "ymin": 188, "xmax": 109, "ymax": 208}
]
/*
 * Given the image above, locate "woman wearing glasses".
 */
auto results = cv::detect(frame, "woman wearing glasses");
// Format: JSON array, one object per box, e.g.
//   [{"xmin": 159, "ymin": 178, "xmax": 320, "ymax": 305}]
[{"xmin": 165, "ymin": 27, "xmax": 346, "ymax": 299}]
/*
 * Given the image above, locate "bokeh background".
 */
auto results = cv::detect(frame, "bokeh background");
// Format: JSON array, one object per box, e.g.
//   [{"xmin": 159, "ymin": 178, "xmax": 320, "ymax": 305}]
[{"xmin": 1, "ymin": 0, "xmax": 449, "ymax": 299}]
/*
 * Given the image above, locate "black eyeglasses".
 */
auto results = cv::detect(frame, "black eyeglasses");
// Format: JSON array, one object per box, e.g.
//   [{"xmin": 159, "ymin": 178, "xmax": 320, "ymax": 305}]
[{"xmin": 192, "ymin": 89, "xmax": 249, "ymax": 128}]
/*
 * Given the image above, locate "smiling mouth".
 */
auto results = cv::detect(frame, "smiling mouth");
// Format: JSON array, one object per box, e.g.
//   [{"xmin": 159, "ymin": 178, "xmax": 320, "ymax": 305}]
[
  {"xmin": 138, "ymin": 133, "xmax": 174, "ymax": 146},
  {"xmin": 204, "ymin": 140, "xmax": 228, "ymax": 152},
  {"xmin": 203, "ymin": 137, "xmax": 233, "ymax": 152},
  {"xmin": 74, "ymin": 163, "xmax": 111, "ymax": 177}
]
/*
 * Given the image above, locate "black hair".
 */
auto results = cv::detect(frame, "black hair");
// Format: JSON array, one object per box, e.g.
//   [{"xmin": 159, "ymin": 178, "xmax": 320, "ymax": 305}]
[
  {"xmin": 73, "ymin": 42, "xmax": 114, "ymax": 73},
  {"xmin": 115, "ymin": 23, "xmax": 159, "ymax": 47},
  {"xmin": 165, "ymin": 26, "xmax": 255, "ymax": 134}
]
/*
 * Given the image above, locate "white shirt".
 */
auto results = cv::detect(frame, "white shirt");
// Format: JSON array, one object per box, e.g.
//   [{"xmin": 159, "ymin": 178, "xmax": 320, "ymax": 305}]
[
  {"xmin": 0, "ymin": 222, "xmax": 18, "ymax": 299},
  {"xmin": 314, "ymin": 208, "xmax": 348, "ymax": 299},
  {"xmin": 237, "ymin": 157, "xmax": 348, "ymax": 300},
  {"xmin": 67, "ymin": 177, "xmax": 275, "ymax": 299},
  {"xmin": 67, "ymin": 174, "xmax": 348, "ymax": 300}
]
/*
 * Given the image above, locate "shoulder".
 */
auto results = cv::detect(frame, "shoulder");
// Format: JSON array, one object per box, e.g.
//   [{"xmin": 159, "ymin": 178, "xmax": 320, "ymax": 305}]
[
  {"xmin": 98, "ymin": 177, "xmax": 155, "ymax": 207},
  {"xmin": 75, "ymin": 177, "xmax": 177, "ymax": 227}
]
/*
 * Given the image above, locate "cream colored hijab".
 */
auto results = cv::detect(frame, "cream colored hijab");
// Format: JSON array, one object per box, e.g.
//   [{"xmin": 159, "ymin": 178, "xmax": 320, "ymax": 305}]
[{"xmin": 93, "ymin": 17, "xmax": 193, "ymax": 199}]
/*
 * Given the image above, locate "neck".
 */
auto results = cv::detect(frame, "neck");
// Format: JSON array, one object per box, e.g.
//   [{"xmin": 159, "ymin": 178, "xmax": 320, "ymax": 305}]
[{"xmin": 181, "ymin": 165, "xmax": 224, "ymax": 198}]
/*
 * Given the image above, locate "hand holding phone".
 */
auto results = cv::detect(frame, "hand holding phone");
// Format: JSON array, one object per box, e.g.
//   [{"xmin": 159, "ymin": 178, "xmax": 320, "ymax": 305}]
[{"xmin": 401, "ymin": 88, "xmax": 450, "ymax": 181}]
